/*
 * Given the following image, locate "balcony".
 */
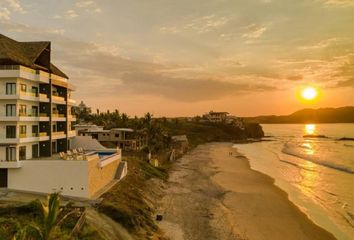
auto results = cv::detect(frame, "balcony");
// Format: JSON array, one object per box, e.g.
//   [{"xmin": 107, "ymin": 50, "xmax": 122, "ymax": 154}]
[
  {"xmin": 52, "ymin": 93, "xmax": 66, "ymax": 104},
  {"xmin": 67, "ymin": 98, "xmax": 77, "ymax": 106},
  {"xmin": 52, "ymin": 131, "xmax": 66, "ymax": 140},
  {"xmin": 19, "ymin": 133, "xmax": 27, "ymax": 138},
  {"xmin": 52, "ymin": 112, "xmax": 66, "ymax": 122},
  {"xmin": 0, "ymin": 65, "xmax": 37, "ymax": 81},
  {"xmin": 68, "ymin": 130, "xmax": 76, "ymax": 137},
  {"xmin": 39, "ymin": 113, "xmax": 50, "ymax": 122},
  {"xmin": 39, "ymin": 132, "xmax": 49, "ymax": 141},
  {"xmin": 0, "ymin": 113, "xmax": 40, "ymax": 122},
  {"xmin": 39, "ymin": 93, "xmax": 49, "ymax": 102}
]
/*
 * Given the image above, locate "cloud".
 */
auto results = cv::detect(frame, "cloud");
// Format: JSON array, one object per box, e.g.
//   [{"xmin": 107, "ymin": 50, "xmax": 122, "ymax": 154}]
[
  {"xmin": 54, "ymin": 1, "xmax": 101, "ymax": 20},
  {"xmin": 286, "ymin": 75, "xmax": 303, "ymax": 81},
  {"xmin": 160, "ymin": 15, "xmax": 230, "ymax": 34},
  {"xmin": 334, "ymin": 78, "xmax": 354, "ymax": 87},
  {"xmin": 322, "ymin": 0, "xmax": 354, "ymax": 7},
  {"xmin": 0, "ymin": 0, "xmax": 25, "ymax": 20},
  {"xmin": 298, "ymin": 38, "xmax": 337, "ymax": 50},
  {"xmin": 75, "ymin": 0, "xmax": 102, "ymax": 13},
  {"xmin": 4, "ymin": 0, "xmax": 24, "ymax": 13},
  {"xmin": 242, "ymin": 24, "xmax": 267, "ymax": 43},
  {"xmin": 120, "ymin": 72, "xmax": 275, "ymax": 102},
  {"xmin": 275, "ymin": 54, "xmax": 354, "ymax": 88},
  {"xmin": 0, "ymin": 8, "xmax": 11, "ymax": 20}
]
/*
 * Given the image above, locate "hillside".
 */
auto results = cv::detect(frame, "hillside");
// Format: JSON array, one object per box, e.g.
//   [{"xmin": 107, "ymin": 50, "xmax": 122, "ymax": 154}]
[{"xmin": 245, "ymin": 106, "xmax": 354, "ymax": 123}]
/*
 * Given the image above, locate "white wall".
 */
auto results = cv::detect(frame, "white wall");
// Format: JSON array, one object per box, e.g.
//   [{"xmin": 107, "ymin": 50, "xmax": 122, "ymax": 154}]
[{"xmin": 8, "ymin": 160, "xmax": 90, "ymax": 198}]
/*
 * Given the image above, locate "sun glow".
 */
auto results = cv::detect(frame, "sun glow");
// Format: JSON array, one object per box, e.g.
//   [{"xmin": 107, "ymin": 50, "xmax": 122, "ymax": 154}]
[
  {"xmin": 301, "ymin": 87, "xmax": 318, "ymax": 100},
  {"xmin": 305, "ymin": 124, "xmax": 316, "ymax": 135}
]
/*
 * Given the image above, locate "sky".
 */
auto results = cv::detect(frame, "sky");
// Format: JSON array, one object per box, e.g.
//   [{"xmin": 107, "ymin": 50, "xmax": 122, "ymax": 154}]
[{"xmin": 0, "ymin": 0, "xmax": 354, "ymax": 117}]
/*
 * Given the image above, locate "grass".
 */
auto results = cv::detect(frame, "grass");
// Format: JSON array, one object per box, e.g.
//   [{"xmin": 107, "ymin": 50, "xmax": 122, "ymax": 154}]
[
  {"xmin": 98, "ymin": 155, "xmax": 167, "ymax": 239},
  {"xmin": 0, "ymin": 201, "xmax": 104, "ymax": 240}
]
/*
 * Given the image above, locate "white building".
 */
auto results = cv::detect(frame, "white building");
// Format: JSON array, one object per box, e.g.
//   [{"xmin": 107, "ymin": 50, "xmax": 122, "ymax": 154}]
[
  {"xmin": 76, "ymin": 126, "xmax": 147, "ymax": 151},
  {"xmin": 202, "ymin": 111, "xmax": 229, "ymax": 123},
  {"xmin": 0, "ymin": 34, "xmax": 122, "ymax": 198}
]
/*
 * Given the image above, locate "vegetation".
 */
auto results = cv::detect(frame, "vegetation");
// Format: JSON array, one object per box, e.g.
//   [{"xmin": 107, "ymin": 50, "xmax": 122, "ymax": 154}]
[
  {"xmin": 99, "ymin": 155, "xmax": 168, "ymax": 239},
  {"xmin": 76, "ymin": 109, "xmax": 264, "ymax": 151},
  {"xmin": 0, "ymin": 193, "xmax": 103, "ymax": 240}
]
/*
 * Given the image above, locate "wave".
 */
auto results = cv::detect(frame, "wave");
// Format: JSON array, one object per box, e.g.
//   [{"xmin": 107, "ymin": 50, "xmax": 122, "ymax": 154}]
[{"xmin": 282, "ymin": 143, "xmax": 354, "ymax": 174}]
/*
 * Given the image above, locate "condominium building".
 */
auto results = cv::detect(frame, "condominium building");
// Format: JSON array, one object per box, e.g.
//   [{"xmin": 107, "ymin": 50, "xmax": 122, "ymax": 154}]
[
  {"xmin": 0, "ymin": 34, "xmax": 76, "ymax": 164},
  {"xmin": 0, "ymin": 34, "xmax": 124, "ymax": 199}
]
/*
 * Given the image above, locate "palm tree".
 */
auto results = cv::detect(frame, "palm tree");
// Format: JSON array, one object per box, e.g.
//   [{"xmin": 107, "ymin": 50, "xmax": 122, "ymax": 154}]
[{"xmin": 21, "ymin": 193, "xmax": 76, "ymax": 240}]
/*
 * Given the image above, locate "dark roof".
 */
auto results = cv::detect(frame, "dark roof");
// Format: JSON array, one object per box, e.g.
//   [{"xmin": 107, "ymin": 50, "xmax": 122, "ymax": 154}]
[{"xmin": 0, "ymin": 34, "xmax": 68, "ymax": 78}]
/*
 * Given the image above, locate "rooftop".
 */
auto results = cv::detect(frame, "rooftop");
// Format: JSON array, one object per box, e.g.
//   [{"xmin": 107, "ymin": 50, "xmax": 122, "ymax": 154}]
[{"xmin": 0, "ymin": 33, "xmax": 68, "ymax": 78}]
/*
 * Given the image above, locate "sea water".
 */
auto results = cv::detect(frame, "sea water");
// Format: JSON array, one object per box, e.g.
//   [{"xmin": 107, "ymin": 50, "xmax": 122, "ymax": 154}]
[{"xmin": 234, "ymin": 124, "xmax": 354, "ymax": 240}]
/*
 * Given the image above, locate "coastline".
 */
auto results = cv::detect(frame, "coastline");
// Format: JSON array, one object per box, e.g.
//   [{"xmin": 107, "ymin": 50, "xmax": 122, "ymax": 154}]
[{"xmin": 159, "ymin": 142, "xmax": 336, "ymax": 240}]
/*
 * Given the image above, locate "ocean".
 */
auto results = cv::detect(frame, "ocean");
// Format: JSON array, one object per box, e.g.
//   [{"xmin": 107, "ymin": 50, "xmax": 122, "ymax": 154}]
[{"xmin": 233, "ymin": 124, "xmax": 354, "ymax": 240}]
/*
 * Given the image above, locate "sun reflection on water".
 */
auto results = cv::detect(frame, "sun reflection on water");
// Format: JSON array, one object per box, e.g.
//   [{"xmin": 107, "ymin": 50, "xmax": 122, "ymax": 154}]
[
  {"xmin": 305, "ymin": 124, "xmax": 316, "ymax": 135},
  {"xmin": 299, "ymin": 160, "xmax": 320, "ymax": 197}
]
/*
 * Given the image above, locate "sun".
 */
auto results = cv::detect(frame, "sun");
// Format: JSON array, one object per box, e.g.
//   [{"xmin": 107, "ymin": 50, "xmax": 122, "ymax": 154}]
[{"xmin": 301, "ymin": 87, "xmax": 318, "ymax": 100}]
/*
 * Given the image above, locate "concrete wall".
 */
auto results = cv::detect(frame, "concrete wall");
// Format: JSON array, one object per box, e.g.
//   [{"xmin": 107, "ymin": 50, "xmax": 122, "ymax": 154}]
[
  {"xmin": 88, "ymin": 154, "xmax": 120, "ymax": 197},
  {"xmin": 8, "ymin": 160, "xmax": 89, "ymax": 198},
  {"xmin": 7, "ymin": 153, "xmax": 121, "ymax": 198}
]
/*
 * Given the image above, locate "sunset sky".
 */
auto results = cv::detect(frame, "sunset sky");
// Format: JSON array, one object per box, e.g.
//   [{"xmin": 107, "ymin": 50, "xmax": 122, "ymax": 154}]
[{"xmin": 1, "ymin": 0, "xmax": 353, "ymax": 117}]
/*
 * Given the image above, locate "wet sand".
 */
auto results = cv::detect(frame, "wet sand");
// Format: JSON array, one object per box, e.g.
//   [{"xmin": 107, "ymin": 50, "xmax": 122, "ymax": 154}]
[{"xmin": 158, "ymin": 142, "xmax": 336, "ymax": 240}]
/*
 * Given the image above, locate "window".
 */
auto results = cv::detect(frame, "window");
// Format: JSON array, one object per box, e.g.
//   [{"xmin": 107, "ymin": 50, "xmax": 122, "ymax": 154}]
[
  {"xmin": 6, "ymin": 83, "xmax": 16, "ymax": 95},
  {"xmin": 20, "ymin": 84, "xmax": 27, "ymax": 92},
  {"xmin": 6, "ymin": 126, "xmax": 16, "ymax": 138},
  {"xmin": 6, "ymin": 104, "xmax": 16, "ymax": 116},
  {"xmin": 115, "ymin": 134, "xmax": 120, "ymax": 138},
  {"xmin": 19, "ymin": 146, "xmax": 26, "ymax": 160},
  {"xmin": 20, "ymin": 125, "xmax": 26, "ymax": 137},
  {"xmin": 32, "ymin": 144, "xmax": 39, "ymax": 158},
  {"xmin": 19, "ymin": 105, "xmax": 27, "ymax": 116},
  {"xmin": 32, "ymin": 125, "xmax": 39, "ymax": 137},
  {"xmin": 31, "ymin": 106, "xmax": 38, "ymax": 117},
  {"xmin": 31, "ymin": 86, "xmax": 38, "ymax": 97},
  {"xmin": 6, "ymin": 147, "xmax": 16, "ymax": 161}
]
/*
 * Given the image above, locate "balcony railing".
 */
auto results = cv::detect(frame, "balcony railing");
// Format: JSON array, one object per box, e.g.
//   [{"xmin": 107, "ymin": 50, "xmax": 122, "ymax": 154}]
[
  {"xmin": 52, "ymin": 131, "xmax": 65, "ymax": 136},
  {"xmin": 32, "ymin": 133, "xmax": 39, "ymax": 137},
  {"xmin": 39, "ymin": 132, "xmax": 47, "ymax": 137},
  {"xmin": 52, "ymin": 95, "xmax": 65, "ymax": 102},
  {"xmin": 52, "ymin": 113, "xmax": 65, "ymax": 118},
  {"xmin": 19, "ymin": 133, "xmax": 27, "ymax": 138},
  {"xmin": 19, "ymin": 112, "xmax": 39, "ymax": 117},
  {"xmin": 20, "ymin": 91, "xmax": 38, "ymax": 97},
  {"xmin": 40, "ymin": 113, "xmax": 48, "ymax": 117},
  {"xmin": 39, "ymin": 93, "xmax": 48, "ymax": 99}
]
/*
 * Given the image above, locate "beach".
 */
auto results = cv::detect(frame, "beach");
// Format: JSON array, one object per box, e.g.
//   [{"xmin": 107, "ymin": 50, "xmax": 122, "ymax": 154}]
[{"xmin": 158, "ymin": 142, "xmax": 336, "ymax": 240}]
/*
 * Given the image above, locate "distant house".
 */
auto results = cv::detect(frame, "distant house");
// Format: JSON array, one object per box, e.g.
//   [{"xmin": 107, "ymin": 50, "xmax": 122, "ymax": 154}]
[
  {"xmin": 171, "ymin": 135, "xmax": 189, "ymax": 155},
  {"xmin": 202, "ymin": 111, "xmax": 229, "ymax": 123},
  {"xmin": 74, "ymin": 124, "xmax": 104, "ymax": 135},
  {"xmin": 76, "ymin": 125, "xmax": 147, "ymax": 151}
]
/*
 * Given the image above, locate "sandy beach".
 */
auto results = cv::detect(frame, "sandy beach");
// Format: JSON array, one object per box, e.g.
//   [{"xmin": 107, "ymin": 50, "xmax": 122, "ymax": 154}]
[{"xmin": 158, "ymin": 142, "xmax": 336, "ymax": 240}]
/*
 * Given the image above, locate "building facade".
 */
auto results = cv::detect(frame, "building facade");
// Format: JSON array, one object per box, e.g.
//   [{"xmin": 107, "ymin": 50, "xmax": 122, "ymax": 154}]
[{"xmin": 0, "ymin": 34, "xmax": 76, "ymax": 167}]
